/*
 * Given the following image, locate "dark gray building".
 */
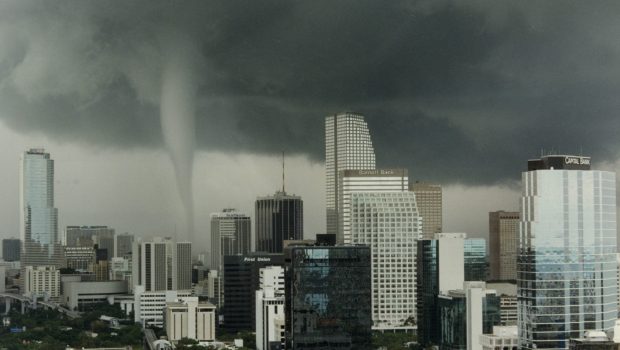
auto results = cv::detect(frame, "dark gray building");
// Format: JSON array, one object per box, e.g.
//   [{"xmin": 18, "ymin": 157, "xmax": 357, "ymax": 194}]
[
  {"xmin": 222, "ymin": 253, "xmax": 284, "ymax": 332},
  {"xmin": 2, "ymin": 238, "xmax": 20, "ymax": 262},
  {"xmin": 255, "ymin": 191, "xmax": 303, "ymax": 253},
  {"xmin": 285, "ymin": 244, "xmax": 372, "ymax": 350},
  {"xmin": 115, "ymin": 233, "xmax": 133, "ymax": 258}
]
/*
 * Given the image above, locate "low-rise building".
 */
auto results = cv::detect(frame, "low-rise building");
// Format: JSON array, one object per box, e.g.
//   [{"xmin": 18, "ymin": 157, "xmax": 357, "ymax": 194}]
[
  {"xmin": 569, "ymin": 331, "xmax": 618, "ymax": 350},
  {"xmin": 164, "ymin": 297, "xmax": 216, "ymax": 343},
  {"xmin": 479, "ymin": 326, "xmax": 518, "ymax": 350},
  {"xmin": 62, "ymin": 280, "xmax": 128, "ymax": 310},
  {"xmin": 24, "ymin": 265, "xmax": 60, "ymax": 301},
  {"xmin": 133, "ymin": 285, "xmax": 192, "ymax": 327}
]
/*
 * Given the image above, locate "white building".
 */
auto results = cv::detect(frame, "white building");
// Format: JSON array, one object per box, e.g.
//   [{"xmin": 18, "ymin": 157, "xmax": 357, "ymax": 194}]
[
  {"xmin": 437, "ymin": 232, "xmax": 466, "ymax": 293},
  {"xmin": 133, "ymin": 285, "xmax": 192, "ymax": 327},
  {"xmin": 164, "ymin": 297, "xmax": 216, "ymax": 343},
  {"xmin": 109, "ymin": 257, "xmax": 132, "ymax": 284},
  {"xmin": 131, "ymin": 237, "xmax": 192, "ymax": 292},
  {"xmin": 519, "ymin": 155, "xmax": 618, "ymax": 350},
  {"xmin": 325, "ymin": 112, "xmax": 376, "ymax": 238},
  {"xmin": 350, "ymin": 190, "xmax": 421, "ymax": 330},
  {"xmin": 209, "ymin": 209, "xmax": 251, "ymax": 272},
  {"xmin": 62, "ymin": 280, "xmax": 128, "ymax": 310},
  {"xmin": 256, "ymin": 266, "xmax": 285, "ymax": 350},
  {"xmin": 340, "ymin": 168, "xmax": 409, "ymax": 244},
  {"xmin": 480, "ymin": 326, "xmax": 518, "ymax": 350},
  {"xmin": 24, "ymin": 265, "xmax": 60, "ymax": 300}
]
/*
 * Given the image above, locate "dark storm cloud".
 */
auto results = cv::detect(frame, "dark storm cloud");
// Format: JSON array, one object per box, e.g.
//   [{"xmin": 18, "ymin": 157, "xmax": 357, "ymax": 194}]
[{"xmin": 2, "ymin": 0, "xmax": 620, "ymax": 184}]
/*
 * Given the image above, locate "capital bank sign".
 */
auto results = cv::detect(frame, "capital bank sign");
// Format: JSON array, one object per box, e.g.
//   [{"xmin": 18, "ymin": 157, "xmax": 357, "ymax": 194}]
[
  {"xmin": 358, "ymin": 169, "xmax": 397, "ymax": 176},
  {"xmin": 564, "ymin": 156, "xmax": 590, "ymax": 166}
]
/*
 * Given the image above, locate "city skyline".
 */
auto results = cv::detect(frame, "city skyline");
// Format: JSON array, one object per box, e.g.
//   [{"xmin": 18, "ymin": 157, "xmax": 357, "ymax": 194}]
[{"xmin": 3, "ymin": 2, "xmax": 620, "ymax": 253}]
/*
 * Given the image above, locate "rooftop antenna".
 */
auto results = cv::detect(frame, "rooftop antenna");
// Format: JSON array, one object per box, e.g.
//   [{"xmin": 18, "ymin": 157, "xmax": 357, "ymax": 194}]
[{"xmin": 282, "ymin": 151, "xmax": 285, "ymax": 193}]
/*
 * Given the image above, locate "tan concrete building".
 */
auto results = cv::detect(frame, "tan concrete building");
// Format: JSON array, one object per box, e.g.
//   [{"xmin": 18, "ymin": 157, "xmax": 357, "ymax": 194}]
[
  {"xmin": 164, "ymin": 297, "xmax": 216, "ymax": 343},
  {"xmin": 410, "ymin": 182, "xmax": 442, "ymax": 239},
  {"xmin": 489, "ymin": 211, "xmax": 519, "ymax": 281}
]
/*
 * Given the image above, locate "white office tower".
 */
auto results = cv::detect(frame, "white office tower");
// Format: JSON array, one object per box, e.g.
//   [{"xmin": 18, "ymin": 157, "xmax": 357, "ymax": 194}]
[
  {"xmin": 256, "ymin": 266, "xmax": 285, "ymax": 350},
  {"xmin": 340, "ymin": 168, "xmax": 409, "ymax": 244},
  {"xmin": 436, "ymin": 232, "xmax": 466, "ymax": 292},
  {"xmin": 134, "ymin": 286, "xmax": 192, "ymax": 327},
  {"xmin": 325, "ymin": 112, "xmax": 376, "ymax": 237},
  {"xmin": 351, "ymin": 191, "xmax": 421, "ymax": 330},
  {"xmin": 24, "ymin": 265, "xmax": 60, "ymax": 300},
  {"xmin": 164, "ymin": 297, "xmax": 216, "ymax": 343},
  {"xmin": 518, "ymin": 155, "xmax": 618, "ymax": 350},
  {"xmin": 19, "ymin": 149, "xmax": 64, "ymax": 272},
  {"xmin": 132, "ymin": 237, "xmax": 192, "ymax": 292},
  {"xmin": 210, "ymin": 209, "xmax": 251, "ymax": 272}
]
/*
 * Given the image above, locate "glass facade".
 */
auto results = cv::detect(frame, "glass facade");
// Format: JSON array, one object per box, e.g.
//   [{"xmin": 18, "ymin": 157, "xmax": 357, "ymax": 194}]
[
  {"xmin": 417, "ymin": 239, "xmax": 440, "ymax": 346},
  {"xmin": 438, "ymin": 289, "xmax": 501, "ymax": 350},
  {"xmin": 19, "ymin": 148, "xmax": 63, "ymax": 269},
  {"xmin": 518, "ymin": 168, "xmax": 618, "ymax": 350},
  {"xmin": 325, "ymin": 113, "xmax": 376, "ymax": 240},
  {"xmin": 465, "ymin": 238, "xmax": 488, "ymax": 281},
  {"xmin": 255, "ymin": 191, "xmax": 303, "ymax": 253},
  {"xmin": 285, "ymin": 246, "xmax": 372, "ymax": 349}
]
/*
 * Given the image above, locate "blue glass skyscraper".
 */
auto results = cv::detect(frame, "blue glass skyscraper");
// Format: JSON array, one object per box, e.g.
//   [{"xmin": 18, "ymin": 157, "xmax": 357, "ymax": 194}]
[
  {"xmin": 19, "ymin": 148, "xmax": 63, "ymax": 270},
  {"xmin": 518, "ymin": 155, "xmax": 618, "ymax": 350}
]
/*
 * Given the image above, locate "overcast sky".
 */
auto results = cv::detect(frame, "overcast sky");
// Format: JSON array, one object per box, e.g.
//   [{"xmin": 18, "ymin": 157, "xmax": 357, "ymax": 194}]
[{"xmin": 2, "ymin": 1, "xmax": 620, "ymax": 253}]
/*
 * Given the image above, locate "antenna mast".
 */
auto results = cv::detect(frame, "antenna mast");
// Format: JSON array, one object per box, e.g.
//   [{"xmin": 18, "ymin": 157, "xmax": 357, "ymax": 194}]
[{"xmin": 282, "ymin": 151, "xmax": 285, "ymax": 193}]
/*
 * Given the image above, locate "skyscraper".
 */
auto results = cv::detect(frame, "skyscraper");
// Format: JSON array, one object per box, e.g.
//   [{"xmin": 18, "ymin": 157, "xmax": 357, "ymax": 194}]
[
  {"xmin": 94, "ymin": 228, "xmax": 115, "ymax": 259},
  {"xmin": 285, "ymin": 244, "xmax": 372, "ymax": 349},
  {"xmin": 210, "ymin": 209, "xmax": 251, "ymax": 272},
  {"xmin": 19, "ymin": 148, "xmax": 63, "ymax": 270},
  {"xmin": 255, "ymin": 191, "xmax": 303, "ymax": 253},
  {"xmin": 464, "ymin": 238, "xmax": 488, "ymax": 281},
  {"xmin": 410, "ymin": 182, "xmax": 443, "ymax": 239},
  {"xmin": 115, "ymin": 232, "xmax": 134, "ymax": 258},
  {"xmin": 489, "ymin": 211, "xmax": 519, "ymax": 281},
  {"xmin": 325, "ymin": 112, "xmax": 376, "ymax": 236},
  {"xmin": 340, "ymin": 168, "xmax": 409, "ymax": 244},
  {"xmin": 2, "ymin": 238, "xmax": 21, "ymax": 262},
  {"xmin": 518, "ymin": 155, "xmax": 618, "ymax": 350},
  {"xmin": 132, "ymin": 237, "xmax": 192, "ymax": 292},
  {"xmin": 350, "ymin": 191, "xmax": 421, "ymax": 330},
  {"xmin": 416, "ymin": 233, "xmax": 466, "ymax": 346}
]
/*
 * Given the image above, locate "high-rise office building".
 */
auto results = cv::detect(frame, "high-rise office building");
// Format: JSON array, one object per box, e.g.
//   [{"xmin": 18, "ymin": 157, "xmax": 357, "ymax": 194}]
[
  {"xmin": 132, "ymin": 237, "xmax": 192, "ymax": 292},
  {"xmin": 115, "ymin": 233, "xmax": 134, "ymax": 258},
  {"xmin": 325, "ymin": 112, "xmax": 376, "ymax": 237},
  {"xmin": 438, "ymin": 281, "xmax": 501, "ymax": 350},
  {"xmin": 410, "ymin": 182, "xmax": 443, "ymax": 239},
  {"xmin": 350, "ymin": 191, "xmax": 421, "ymax": 330},
  {"xmin": 222, "ymin": 253, "xmax": 284, "ymax": 332},
  {"xmin": 489, "ymin": 211, "xmax": 519, "ymax": 281},
  {"xmin": 19, "ymin": 149, "xmax": 64, "ymax": 271},
  {"xmin": 210, "ymin": 209, "xmax": 251, "ymax": 272},
  {"xmin": 64, "ymin": 246, "xmax": 95, "ymax": 271},
  {"xmin": 2, "ymin": 238, "xmax": 21, "ymax": 262},
  {"xmin": 285, "ymin": 244, "xmax": 372, "ymax": 350},
  {"xmin": 65, "ymin": 226, "xmax": 114, "ymax": 248},
  {"xmin": 340, "ymin": 168, "xmax": 409, "ymax": 244},
  {"xmin": 417, "ymin": 233, "xmax": 466, "ymax": 347},
  {"xmin": 518, "ymin": 155, "xmax": 618, "ymax": 350},
  {"xmin": 94, "ymin": 229, "xmax": 115, "ymax": 259},
  {"xmin": 256, "ymin": 266, "xmax": 286, "ymax": 350},
  {"xmin": 255, "ymin": 191, "xmax": 303, "ymax": 253},
  {"xmin": 465, "ymin": 238, "xmax": 488, "ymax": 281}
]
